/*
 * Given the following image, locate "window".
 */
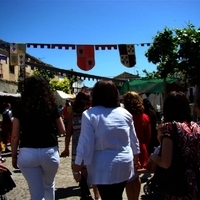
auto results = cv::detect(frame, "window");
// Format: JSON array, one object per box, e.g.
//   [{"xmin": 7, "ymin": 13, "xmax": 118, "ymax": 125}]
[{"xmin": 9, "ymin": 65, "xmax": 15, "ymax": 74}]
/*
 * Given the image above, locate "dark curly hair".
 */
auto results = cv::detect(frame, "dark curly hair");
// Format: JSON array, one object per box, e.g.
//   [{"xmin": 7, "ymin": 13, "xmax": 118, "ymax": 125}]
[
  {"xmin": 123, "ymin": 91, "xmax": 144, "ymax": 114},
  {"xmin": 18, "ymin": 75, "xmax": 57, "ymax": 115},
  {"xmin": 92, "ymin": 80, "xmax": 120, "ymax": 108},
  {"xmin": 73, "ymin": 91, "xmax": 91, "ymax": 113},
  {"xmin": 163, "ymin": 91, "xmax": 192, "ymax": 122}
]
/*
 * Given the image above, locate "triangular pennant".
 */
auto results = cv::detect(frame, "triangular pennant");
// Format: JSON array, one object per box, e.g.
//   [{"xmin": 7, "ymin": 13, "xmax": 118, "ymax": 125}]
[
  {"xmin": 118, "ymin": 44, "xmax": 136, "ymax": 68},
  {"xmin": 76, "ymin": 45, "xmax": 95, "ymax": 71}
]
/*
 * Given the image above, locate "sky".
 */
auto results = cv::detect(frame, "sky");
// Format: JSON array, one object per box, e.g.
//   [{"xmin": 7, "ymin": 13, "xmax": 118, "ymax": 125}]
[{"xmin": 0, "ymin": 0, "xmax": 200, "ymax": 87}]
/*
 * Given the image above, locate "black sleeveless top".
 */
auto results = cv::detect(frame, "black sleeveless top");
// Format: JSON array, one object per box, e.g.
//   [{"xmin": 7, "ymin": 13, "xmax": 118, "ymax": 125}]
[{"xmin": 13, "ymin": 105, "xmax": 60, "ymax": 148}]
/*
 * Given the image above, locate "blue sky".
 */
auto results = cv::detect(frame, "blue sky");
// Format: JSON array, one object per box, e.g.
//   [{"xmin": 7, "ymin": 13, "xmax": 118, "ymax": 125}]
[{"xmin": 0, "ymin": 0, "xmax": 200, "ymax": 87}]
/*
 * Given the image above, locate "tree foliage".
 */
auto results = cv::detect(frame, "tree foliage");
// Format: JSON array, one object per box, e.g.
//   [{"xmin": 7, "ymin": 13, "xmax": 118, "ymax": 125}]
[
  {"xmin": 175, "ymin": 24, "xmax": 200, "ymax": 85},
  {"xmin": 50, "ymin": 78, "xmax": 72, "ymax": 94},
  {"xmin": 33, "ymin": 68, "xmax": 79, "ymax": 94},
  {"xmin": 33, "ymin": 68, "xmax": 55, "ymax": 83},
  {"xmin": 145, "ymin": 24, "xmax": 200, "ymax": 86},
  {"xmin": 145, "ymin": 28, "xmax": 178, "ymax": 78}
]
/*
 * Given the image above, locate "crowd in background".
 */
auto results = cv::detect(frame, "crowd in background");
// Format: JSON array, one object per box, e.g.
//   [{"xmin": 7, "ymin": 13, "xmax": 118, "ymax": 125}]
[{"xmin": 1, "ymin": 75, "xmax": 200, "ymax": 200}]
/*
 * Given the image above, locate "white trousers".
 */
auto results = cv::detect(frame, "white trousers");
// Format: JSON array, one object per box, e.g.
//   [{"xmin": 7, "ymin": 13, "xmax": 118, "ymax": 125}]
[{"xmin": 17, "ymin": 147, "xmax": 60, "ymax": 200}]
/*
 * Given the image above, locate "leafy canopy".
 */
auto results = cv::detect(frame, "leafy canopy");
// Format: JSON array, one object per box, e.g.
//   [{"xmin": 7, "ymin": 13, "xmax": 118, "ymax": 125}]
[{"xmin": 145, "ymin": 23, "xmax": 200, "ymax": 85}]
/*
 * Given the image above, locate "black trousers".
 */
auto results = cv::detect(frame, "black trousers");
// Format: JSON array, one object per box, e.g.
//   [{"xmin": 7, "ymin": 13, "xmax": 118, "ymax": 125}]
[{"xmin": 96, "ymin": 181, "xmax": 127, "ymax": 200}]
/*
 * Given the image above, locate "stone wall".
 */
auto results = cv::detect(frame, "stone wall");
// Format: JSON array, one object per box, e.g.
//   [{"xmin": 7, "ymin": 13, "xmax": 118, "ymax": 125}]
[{"xmin": 0, "ymin": 79, "xmax": 18, "ymax": 93}]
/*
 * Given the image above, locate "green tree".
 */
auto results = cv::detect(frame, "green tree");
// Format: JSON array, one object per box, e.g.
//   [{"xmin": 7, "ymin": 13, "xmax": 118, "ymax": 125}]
[
  {"xmin": 145, "ymin": 24, "xmax": 200, "ymax": 97},
  {"xmin": 145, "ymin": 28, "xmax": 178, "ymax": 78},
  {"xmin": 145, "ymin": 28, "xmax": 178, "ymax": 96},
  {"xmin": 33, "ymin": 68, "xmax": 55, "ymax": 83},
  {"xmin": 50, "ymin": 77, "xmax": 73, "ymax": 94},
  {"xmin": 174, "ymin": 24, "xmax": 200, "ymax": 100}
]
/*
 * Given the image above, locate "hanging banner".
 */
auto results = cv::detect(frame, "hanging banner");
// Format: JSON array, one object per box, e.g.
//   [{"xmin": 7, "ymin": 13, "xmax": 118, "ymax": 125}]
[
  {"xmin": 118, "ymin": 44, "xmax": 136, "ymax": 68},
  {"xmin": 10, "ymin": 43, "xmax": 26, "ymax": 66},
  {"xmin": 10, "ymin": 53, "xmax": 18, "ymax": 66},
  {"xmin": 76, "ymin": 45, "xmax": 95, "ymax": 71},
  {"xmin": 18, "ymin": 54, "xmax": 26, "ymax": 65}
]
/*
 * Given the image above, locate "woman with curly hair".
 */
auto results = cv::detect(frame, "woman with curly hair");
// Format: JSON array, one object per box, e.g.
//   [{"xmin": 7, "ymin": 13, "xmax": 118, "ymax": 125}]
[
  {"xmin": 11, "ymin": 75, "xmax": 66, "ymax": 200},
  {"xmin": 61, "ymin": 91, "xmax": 100, "ymax": 200},
  {"xmin": 123, "ymin": 91, "xmax": 151, "ymax": 200}
]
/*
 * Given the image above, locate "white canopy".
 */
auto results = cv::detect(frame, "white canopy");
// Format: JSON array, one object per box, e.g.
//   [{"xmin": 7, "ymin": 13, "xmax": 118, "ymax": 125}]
[
  {"xmin": 0, "ymin": 91, "xmax": 21, "ymax": 97},
  {"xmin": 54, "ymin": 90, "xmax": 75, "ymax": 106},
  {"xmin": 56, "ymin": 90, "xmax": 75, "ymax": 99}
]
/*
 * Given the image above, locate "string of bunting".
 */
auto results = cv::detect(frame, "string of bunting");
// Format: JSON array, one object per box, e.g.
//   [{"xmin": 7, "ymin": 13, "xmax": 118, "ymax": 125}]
[{"xmin": 0, "ymin": 41, "xmax": 151, "ymax": 71}]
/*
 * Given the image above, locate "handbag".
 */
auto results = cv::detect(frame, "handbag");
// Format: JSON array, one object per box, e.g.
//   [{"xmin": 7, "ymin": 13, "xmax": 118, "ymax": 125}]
[
  {"xmin": 0, "ymin": 169, "xmax": 16, "ymax": 195},
  {"xmin": 148, "ymin": 121, "xmax": 188, "ymax": 196}
]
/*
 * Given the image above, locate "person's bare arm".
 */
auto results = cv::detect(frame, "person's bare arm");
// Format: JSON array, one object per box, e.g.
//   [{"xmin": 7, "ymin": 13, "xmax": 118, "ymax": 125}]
[
  {"xmin": 11, "ymin": 118, "xmax": 20, "ymax": 169},
  {"xmin": 150, "ymin": 137, "xmax": 173, "ymax": 169},
  {"xmin": 60, "ymin": 112, "xmax": 73, "ymax": 157},
  {"xmin": 56, "ymin": 117, "xmax": 66, "ymax": 136}
]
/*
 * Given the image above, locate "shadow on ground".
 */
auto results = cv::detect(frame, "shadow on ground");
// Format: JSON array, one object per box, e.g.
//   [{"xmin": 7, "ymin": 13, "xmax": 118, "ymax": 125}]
[{"xmin": 55, "ymin": 186, "xmax": 81, "ymax": 199}]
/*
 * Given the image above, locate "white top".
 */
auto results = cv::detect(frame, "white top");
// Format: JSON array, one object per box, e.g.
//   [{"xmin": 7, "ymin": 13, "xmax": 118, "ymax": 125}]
[{"xmin": 75, "ymin": 106, "xmax": 140, "ymax": 185}]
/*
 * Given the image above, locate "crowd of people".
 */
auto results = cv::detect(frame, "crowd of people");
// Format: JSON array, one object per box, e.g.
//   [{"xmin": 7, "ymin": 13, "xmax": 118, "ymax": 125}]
[{"xmin": 1, "ymin": 74, "xmax": 200, "ymax": 200}]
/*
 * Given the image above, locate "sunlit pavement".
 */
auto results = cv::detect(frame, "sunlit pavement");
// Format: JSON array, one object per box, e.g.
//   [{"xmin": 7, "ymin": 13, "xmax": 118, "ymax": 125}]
[{"xmin": 2, "ymin": 136, "xmax": 149, "ymax": 200}]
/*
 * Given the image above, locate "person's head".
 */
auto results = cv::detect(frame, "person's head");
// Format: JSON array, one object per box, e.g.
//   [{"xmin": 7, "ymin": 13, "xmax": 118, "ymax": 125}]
[
  {"xmin": 123, "ymin": 91, "xmax": 144, "ymax": 114},
  {"xmin": 73, "ymin": 91, "xmax": 91, "ymax": 113},
  {"xmin": 81, "ymin": 86, "xmax": 89, "ymax": 93},
  {"xmin": 163, "ymin": 91, "xmax": 192, "ymax": 122},
  {"xmin": 92, "ymin": 80, "xmax": 120, "ymax": 108},
  {"xmin": 65, "ymin": 100, "xmax": 70, "ymax": 107},
  {"xmin": 20, "ymin": 75, "xmax": 57, "ymax": 114},
  {"xmin": 4, "ymin": 103, "xmax": 11, "ymax": 109}
]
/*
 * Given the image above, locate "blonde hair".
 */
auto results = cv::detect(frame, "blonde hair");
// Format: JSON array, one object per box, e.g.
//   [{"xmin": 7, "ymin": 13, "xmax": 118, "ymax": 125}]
[{"xmin": 123, "ymin": 91, "xmax": 144, "ymax": 114}]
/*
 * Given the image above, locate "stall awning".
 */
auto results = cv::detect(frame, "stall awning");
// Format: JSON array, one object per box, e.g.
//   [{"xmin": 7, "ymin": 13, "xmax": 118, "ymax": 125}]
[{"xmin": 120, "ymin": 78, "xmax": 183, "ymax": 94}]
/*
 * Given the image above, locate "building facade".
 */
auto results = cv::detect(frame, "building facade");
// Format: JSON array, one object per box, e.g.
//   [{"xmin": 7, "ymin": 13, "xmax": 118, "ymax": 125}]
[{"xmin": 0, "ymin": 53, "xmax": 33, "ymax": 93}]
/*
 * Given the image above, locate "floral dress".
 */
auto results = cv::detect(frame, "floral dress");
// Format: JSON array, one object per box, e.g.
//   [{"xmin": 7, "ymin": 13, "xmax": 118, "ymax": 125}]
[{"xmin": 163, "ymin": 121, "xmax": 200, "ymax": 200}]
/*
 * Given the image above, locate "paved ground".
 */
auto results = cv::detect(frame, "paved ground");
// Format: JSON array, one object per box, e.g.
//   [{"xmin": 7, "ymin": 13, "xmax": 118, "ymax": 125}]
[{"xmin": 2, "ymin": 136, "xmax": 151, "ymax": 200}]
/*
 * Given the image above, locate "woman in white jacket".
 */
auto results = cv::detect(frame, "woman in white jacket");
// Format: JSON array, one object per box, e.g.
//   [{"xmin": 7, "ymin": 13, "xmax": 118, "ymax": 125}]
[{"xmin": 72, "ymin": 80, "xmax": 140, "ymax": 200}]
